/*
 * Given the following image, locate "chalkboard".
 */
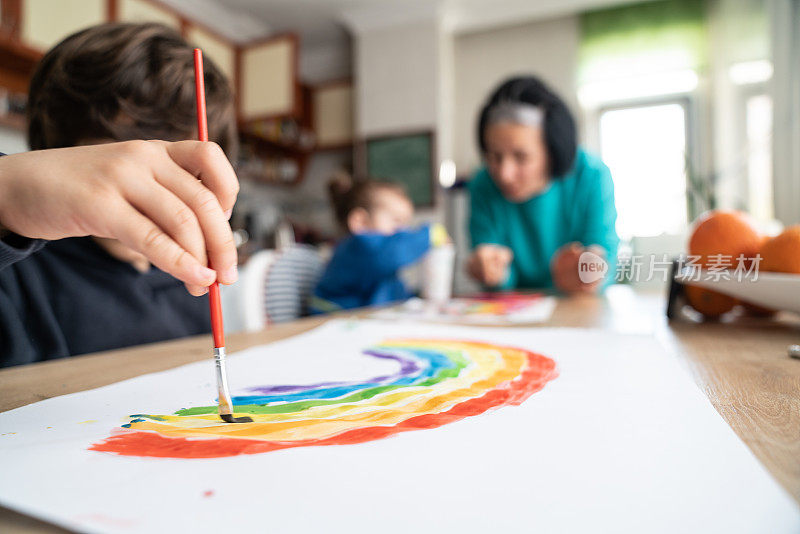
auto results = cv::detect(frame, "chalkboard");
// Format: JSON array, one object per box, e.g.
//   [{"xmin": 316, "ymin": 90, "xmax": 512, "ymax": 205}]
[{"xmin": 365, "ymin": 131, "xmax": 435, "ymax": 207}]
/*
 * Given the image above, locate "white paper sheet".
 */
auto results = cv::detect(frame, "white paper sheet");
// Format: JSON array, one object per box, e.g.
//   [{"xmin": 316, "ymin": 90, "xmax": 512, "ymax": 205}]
[
  {"xmin": 372, "ymin": 295, "xmax": 557, "ymax": 324},
  {"xmin": 0, "ymin": 319, "xmax": 797, "ymax": 534}
]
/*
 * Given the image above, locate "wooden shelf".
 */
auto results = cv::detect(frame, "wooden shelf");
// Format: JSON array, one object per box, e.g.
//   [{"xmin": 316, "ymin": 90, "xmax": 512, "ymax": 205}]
[
  {"xmin": 239, "ymin": 130, "xmax": 313, "ymax": 157},
  {"xmin": 0, "ymin": 32, "xmax": 41, "ymax": 94},
  {"xmin": 238, "ymin": 130, "xmax": 311, "ymax": 186}
]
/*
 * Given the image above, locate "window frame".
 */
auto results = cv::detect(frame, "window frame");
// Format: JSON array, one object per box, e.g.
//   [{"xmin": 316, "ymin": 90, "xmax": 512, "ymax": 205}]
[{"xmin": 734, "ymin": 82, "xmax": 774, "ymax": 220}]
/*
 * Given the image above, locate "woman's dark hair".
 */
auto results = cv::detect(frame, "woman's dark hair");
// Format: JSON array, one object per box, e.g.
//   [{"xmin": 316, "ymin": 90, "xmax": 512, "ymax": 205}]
[
  {"xmin": 328, "ymin": 173, "xmax": 407, "ymax": 231},
  {"xmin": 27, "ymin": 22, "xmax": 237, "ymax": 160},
  {"xmin": 477, "ymin": 75, "xmax": 577, "ymax": 177}
]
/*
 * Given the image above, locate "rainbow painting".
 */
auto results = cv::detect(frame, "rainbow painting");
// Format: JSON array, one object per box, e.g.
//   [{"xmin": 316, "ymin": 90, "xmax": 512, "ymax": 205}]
[{"xmin": 90, "ymin": 339, "xmax": 557, "ymax": 459}]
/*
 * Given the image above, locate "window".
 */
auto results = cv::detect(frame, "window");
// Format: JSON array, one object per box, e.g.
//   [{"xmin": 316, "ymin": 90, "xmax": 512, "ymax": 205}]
[
  {"xmin": 598, "ymin": 101, "xmax": 689, "ymax": 240},
  {"xmin": 578, "ymin": 1, "xmax": 707, "ymax": 242}
]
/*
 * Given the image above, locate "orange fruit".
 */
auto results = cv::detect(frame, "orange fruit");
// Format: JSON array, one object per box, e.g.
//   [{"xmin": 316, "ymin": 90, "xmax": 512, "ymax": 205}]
[
  {"xmin": 684, "ymin": 211, "xmax": 763, "ymax": 319},
  {"xmin": 760, "ymin": 225, "xmax": 800, "ymax": 274},
  {"xmin": 737, "ymin": 226, "xmax": 800, "ymax": 317},
  {"xmin": 689, "ymin": 210, "xmax": 764, "ymax": 267},
  {"xmin": 684, "ymin": 285, "xmax": 736, "ymax": 318}
]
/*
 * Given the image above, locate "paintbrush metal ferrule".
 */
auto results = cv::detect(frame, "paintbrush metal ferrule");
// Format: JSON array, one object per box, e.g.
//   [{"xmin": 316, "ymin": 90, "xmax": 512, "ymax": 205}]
[
  {"xmin": 214, "ymin": 347, "xmax": 232, "ymax": 412},
  {"xmin": 214, "ymin": 347, "xmax": 253, "ymax": 423}
]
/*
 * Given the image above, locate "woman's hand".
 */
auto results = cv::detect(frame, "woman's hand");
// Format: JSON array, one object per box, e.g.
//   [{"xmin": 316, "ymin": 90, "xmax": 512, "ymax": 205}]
[
  {"xmin": 0, "ymin": 140, "xmax": 239, "ymax": 295},
  {"xmin": 467, "ymin": 244, "xmax": 513, "ymax": 287},
  {"xmin": 551, "ymin": 242, "xmax": 605, "ymax": 295}
]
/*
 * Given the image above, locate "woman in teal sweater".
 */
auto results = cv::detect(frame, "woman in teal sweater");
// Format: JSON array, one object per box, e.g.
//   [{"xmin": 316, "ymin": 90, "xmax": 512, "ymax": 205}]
[{"xmin": 467, "ymin": 76, "xmax": 619, "ymax": 293}]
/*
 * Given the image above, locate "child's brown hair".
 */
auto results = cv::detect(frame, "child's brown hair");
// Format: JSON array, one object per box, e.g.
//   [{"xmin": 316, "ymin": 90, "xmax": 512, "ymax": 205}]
[
  {"xmin": 27, "ymin": 22, "xmax": 237, "ymax": 159},
  {"xmin": 328, "ymin": 173, "xmax": 408, "ymax": 231}
]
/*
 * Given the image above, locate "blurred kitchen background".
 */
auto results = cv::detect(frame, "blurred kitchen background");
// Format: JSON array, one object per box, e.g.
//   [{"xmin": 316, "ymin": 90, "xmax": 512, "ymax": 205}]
[{"xmin": 0, "ymin": 0, "xmax": 797, "ymax": 295}]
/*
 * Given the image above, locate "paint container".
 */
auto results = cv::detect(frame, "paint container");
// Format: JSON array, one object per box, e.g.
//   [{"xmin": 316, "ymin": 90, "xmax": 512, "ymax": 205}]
[{"xmin": 422, "ymin": 243, "xmax": 455, "ymax": 305}]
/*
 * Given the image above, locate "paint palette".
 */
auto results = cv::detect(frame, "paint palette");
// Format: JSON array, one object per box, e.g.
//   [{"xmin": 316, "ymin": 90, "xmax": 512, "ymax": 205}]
[{"xmin": 372, "ymin": 294, "xmax": 557, "ymax": 324}]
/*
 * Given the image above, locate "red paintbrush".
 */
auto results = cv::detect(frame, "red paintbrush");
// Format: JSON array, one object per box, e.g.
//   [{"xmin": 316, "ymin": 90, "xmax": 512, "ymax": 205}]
[{"xmin": 194, "ymin": 48, "xmax": 252, "ymax": 424}]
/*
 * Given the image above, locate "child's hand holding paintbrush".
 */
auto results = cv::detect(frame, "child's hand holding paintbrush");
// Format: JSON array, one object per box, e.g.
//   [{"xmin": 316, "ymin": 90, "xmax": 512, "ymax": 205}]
[
  {"xmin": 0, "ymin": 22, "xmax": 241, "ymax": 367},
  {"xmin": 0, "ymin": 139, "xmax": 239, "ymax": 295}
]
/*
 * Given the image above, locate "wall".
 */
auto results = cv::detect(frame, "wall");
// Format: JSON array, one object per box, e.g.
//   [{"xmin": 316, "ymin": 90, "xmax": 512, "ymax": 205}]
[
  {"xmin": 453, "ymin": 15, "xmax": 580, "ymax": 175},
  {"xmin": 354, "ymin": 20, "xmax": 441, "ymax": 138},
  {"xmin": 0, "ymin": 126, "xmax": 27, "ymax": 154},
  {"xmin": 349, "ymin": 15, "xmax": 449, "ymax": 226},
  {"xmin": 341, "ymin": 1, "xmax": 446, "ymax": 142},
  {"xmin": 707, "ymin": 0, "xmax": 771, "ymax": 215},
  {"xmin": 300, "ymin": 42, "xmax": 352, "ymax": 84},
  {"xmin": 159, "ymin": 0, "xmax": 270, "ymax": 43}
]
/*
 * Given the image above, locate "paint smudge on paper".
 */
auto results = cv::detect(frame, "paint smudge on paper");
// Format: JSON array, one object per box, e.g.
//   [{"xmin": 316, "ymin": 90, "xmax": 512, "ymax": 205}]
[
  {"xmin": 91, "ymin": 339, "xmax": 557, "ymax": 458},
  {"xmin": 454, "ymin": 292, "xmax": 545, "ymax": 316}
]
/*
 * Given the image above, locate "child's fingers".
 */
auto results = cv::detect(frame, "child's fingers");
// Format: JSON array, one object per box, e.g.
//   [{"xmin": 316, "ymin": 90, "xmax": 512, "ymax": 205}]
[
  {"xmin": 152, "ymin": 156, "xmax": 238, "ymax": 285},
  {"xmin": 124, "ymin": 180, "xmax": 208, "ymax": 273},
  {"xmin": 185, "ymin": 283, "xmax": 210, "ymax": 297},
  {"xmin": 109, "ymin": 204, "xmax": 217, "ymax": 288},
  {"xmin": 161, "ymin": 141, "xmax": 239, "ymax": 216}
]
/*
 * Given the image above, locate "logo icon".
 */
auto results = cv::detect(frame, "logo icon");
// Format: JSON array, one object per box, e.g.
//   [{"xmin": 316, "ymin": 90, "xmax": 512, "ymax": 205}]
[{"xmin": 578, "ymin": 250, "xmax": 608, "ymax": 284}]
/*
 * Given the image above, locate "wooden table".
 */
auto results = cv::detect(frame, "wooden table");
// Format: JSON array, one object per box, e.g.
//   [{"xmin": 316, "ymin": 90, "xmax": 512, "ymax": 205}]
[{"xmin": 2, "ymin": 286, "xmax": 799, "ymax": 532}]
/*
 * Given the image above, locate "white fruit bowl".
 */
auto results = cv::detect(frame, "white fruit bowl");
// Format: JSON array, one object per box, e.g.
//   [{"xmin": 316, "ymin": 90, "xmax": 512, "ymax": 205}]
[{"xmin": 674, "ymin": 269, "xmax": 800, "ymax": 314}]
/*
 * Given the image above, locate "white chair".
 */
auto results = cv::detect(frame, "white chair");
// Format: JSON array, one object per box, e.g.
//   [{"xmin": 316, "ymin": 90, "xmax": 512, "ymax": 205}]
[
  {"xmin": 263, "ymin": 244, "xmax": 325, "ymax": 324},
  {"xmin": 222, "ymin": 245, "xmax": 324, "ymax": 333},
  {"xmin": 221, "ymin": 249, "xmax": 278, "ymax": 333}
]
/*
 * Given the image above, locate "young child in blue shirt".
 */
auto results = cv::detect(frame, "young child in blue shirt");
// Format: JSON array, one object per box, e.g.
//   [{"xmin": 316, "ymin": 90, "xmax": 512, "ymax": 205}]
[{"xmin": 312, "ymin": 176, "xmax": 448, "ymax": 312}]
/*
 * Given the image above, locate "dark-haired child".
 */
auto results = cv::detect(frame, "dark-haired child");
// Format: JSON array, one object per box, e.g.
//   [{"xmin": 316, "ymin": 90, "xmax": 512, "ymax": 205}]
[
  {"xmin": 0, "ymin": 23, "xmax": 239, "ymax": 366},
  {"xmin": 311, "ymin": 176, "xmax": 448, "ymax": 312}
]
